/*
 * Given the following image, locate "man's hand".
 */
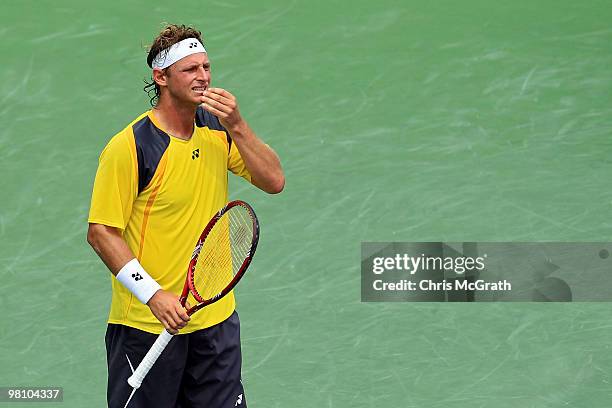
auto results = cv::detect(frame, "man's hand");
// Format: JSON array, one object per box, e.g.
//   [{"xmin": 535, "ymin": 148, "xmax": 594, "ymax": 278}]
[
  {"xmin": 200, "ymin": 87, "xmax": 285, "ymax": 194},
  {"xmin": 147, "ymin": 290, "xmax": 190, "ymax": 334},
  {"xmin": 201, "ymin": 88, "xmax": 244, "ymax": 132}
]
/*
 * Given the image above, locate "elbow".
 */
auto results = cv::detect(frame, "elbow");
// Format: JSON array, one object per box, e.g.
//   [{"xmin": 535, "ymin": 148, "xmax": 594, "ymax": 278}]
[
  {"xmin": 87, "ymin": 223, "xmax": 113, "ymax": 250},
  {"xmin": 267, "ymin": 174, "xmax": 285, "ymax": 194},
  {"xmin": 253, "ymin": 172, "xmax": 285, "ymax": 194},
  {"xmin": 87, "ymin": 224, "xmax": 98, "ymax": 248}
]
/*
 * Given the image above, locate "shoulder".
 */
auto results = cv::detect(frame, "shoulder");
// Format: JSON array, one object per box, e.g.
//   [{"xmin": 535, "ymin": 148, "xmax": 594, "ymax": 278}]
[
  {"xmin": 130, "ymin": 113, "xmax": 171, "ymax": 156},
  {"xmin": 103, "ymin": 111, "xmax": 171, "ymax": 164},
  {"xmin": 101, "ymin": 112, "xmax": 150, "ymax": 156}
]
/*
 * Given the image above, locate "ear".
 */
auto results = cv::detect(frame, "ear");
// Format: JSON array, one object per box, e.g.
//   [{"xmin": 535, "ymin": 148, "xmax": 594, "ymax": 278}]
[{"xmin": 152, "ymin": 68, "xmax": 169, "ymax": 87}]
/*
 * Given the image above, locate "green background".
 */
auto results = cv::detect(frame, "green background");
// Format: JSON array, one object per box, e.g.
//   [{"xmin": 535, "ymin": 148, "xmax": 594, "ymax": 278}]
[{"xmin": 2, "ymin": 0, "xmax": 612, "ymax": 406}]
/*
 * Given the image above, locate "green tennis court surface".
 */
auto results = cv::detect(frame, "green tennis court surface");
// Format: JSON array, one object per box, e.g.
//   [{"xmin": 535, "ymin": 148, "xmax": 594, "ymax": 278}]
[{"xmin": 2, "ymin": 1, "xmax": 612, "ymax": 406}]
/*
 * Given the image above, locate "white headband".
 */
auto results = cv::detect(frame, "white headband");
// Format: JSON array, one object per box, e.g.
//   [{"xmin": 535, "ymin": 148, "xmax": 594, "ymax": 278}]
[{"xmin": 151, "ymin": 38, "xmax": 207, "ymax": 69}]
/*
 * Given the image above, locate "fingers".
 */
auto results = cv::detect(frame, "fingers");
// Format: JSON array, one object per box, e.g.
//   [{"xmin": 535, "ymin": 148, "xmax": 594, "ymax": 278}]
[
  {"xmin": 200, "ymin": 88, "xmax": 240, "ymax": 124},
  {"xmin": 148, "ymin": 290, "xmax": 190, "ymax": 334},
  {"xmin": 203, "ymin": 88, "xmax": 234, "ymax": 105},
  {"xmin": 157, "ymin": 311, "xmax": 180, "ymax": 334},
  {"xmin": 201, "ymin": 94, "xmax": 235, "ymax": 115},
  {"xmin": 176, "ymin": 304, "xmax": 190, "ymax": 324},
  {"xmin": 161, "ymin": 307, "xmax": 188, "ymax": 334},
  {"xmin": 201, "ymin": 103, "xmax": 226, "ymax": 118},
  {"xmin": 206, "ymin": 87, "xmax": 233, "ymax": 100},
  {"xmin": 158, "ymin": 309, "xmax": 179, "ymax": 333},
  {"xmin": 167, "ymin": 302, "xmax": 190, "ymax": 330}
]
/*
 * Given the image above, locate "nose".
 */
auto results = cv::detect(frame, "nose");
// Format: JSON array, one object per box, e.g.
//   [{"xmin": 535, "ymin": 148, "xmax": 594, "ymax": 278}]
[{"xmin": 196, "ymin": 66, "xmax": 210, "ymax": 82}]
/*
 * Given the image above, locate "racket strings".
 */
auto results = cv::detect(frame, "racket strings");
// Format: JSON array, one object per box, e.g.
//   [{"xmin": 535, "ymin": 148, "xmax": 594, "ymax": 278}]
[
  {"xmin": 195, "ymin": 218, "xmax": 233, "ymax": 298},
  {"xmin": 192, "ymin": 206, "xmax": 254, "ymax": 301}
]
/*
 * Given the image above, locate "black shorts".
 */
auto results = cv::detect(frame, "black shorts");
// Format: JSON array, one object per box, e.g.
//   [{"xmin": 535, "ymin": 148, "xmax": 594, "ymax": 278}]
[{"xmin": 105, "ymin": 311, "xmax": 246, "ymax": 408}]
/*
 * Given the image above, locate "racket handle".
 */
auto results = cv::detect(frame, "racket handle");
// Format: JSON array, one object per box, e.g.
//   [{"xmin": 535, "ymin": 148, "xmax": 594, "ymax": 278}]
[{"xmin": 127, "ymin": 330, "xmax": 174, "ymax": 389}]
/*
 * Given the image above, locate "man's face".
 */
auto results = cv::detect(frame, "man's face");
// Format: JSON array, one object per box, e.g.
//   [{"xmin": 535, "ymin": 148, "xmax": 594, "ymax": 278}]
[{"xmin": 158, "ymin": 52, "xmax": 211, "ymax": 106}]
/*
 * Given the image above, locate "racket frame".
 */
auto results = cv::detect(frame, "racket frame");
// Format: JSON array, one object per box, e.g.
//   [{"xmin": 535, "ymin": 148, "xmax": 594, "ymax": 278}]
[{"xmin": 182, "ymin": 200, "xmax": 260, "ymax": 314}]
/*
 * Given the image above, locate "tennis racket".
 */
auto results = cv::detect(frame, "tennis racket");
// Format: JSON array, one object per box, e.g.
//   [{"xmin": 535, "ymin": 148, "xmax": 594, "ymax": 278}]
[{"xmin": 127, "ymin": 200, "xmax": 259, "ymax": 389}]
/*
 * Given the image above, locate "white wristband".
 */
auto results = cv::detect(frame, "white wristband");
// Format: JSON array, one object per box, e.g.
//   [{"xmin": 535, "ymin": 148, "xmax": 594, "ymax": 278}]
[{"xmin": 116, "ymin": 259, "xmax": 162, "ymax": 305}]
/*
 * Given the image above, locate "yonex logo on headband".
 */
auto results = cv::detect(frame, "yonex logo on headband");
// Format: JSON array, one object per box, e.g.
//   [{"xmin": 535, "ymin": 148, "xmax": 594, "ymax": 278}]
[{"xmin": 151, "ymin": 38, "xmax": 207, "ymax": 69}]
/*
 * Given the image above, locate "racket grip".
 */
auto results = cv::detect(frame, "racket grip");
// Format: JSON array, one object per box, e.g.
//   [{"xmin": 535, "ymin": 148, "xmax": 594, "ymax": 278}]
[{"xmin": 127, "ymin": 330, "xmax": 174, "ymax": 389}]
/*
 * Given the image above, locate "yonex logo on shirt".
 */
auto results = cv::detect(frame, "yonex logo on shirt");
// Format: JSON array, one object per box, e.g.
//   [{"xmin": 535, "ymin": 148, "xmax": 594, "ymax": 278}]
[{"xmin": 192, "ymin": 149, "xmax": 200, "ymax": 160}]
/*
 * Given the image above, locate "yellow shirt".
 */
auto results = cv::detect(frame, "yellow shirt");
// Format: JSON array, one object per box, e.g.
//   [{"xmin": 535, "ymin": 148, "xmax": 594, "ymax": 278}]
[{"xmin": 88, "ymin": 107, "xmax": 251, "ymax": 334}]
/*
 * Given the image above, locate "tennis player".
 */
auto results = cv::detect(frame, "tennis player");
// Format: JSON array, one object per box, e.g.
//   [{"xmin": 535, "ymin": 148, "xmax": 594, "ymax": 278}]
[{"xmin": 87, "ymin": 24, "xmax": 284, "ymax": 407}]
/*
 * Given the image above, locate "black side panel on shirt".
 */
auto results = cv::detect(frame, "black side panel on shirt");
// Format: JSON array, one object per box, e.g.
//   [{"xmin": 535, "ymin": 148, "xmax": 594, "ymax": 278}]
[
  {"xmin": 195, "ymin": 106, "xmax": 232, "ymax": 152},
  {"xmin": 132, "ymin": 116, "xmax": 171, "ymax": 194}
]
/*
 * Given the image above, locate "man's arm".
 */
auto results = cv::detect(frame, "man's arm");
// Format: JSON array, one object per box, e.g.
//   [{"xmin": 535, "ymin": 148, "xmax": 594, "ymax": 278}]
[
  {"xmin": 87, "ymin": 223, "xmax": 189, "ymax": 334},
  {"xmin": 201, "ymin": 88, "xmax": 285, "ymax": 194}
]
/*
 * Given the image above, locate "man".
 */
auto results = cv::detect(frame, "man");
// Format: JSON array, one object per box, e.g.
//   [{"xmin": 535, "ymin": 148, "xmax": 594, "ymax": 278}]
[{"xmin": 87, "ymin": 24, "xmax": 284, "ymax": 407}]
